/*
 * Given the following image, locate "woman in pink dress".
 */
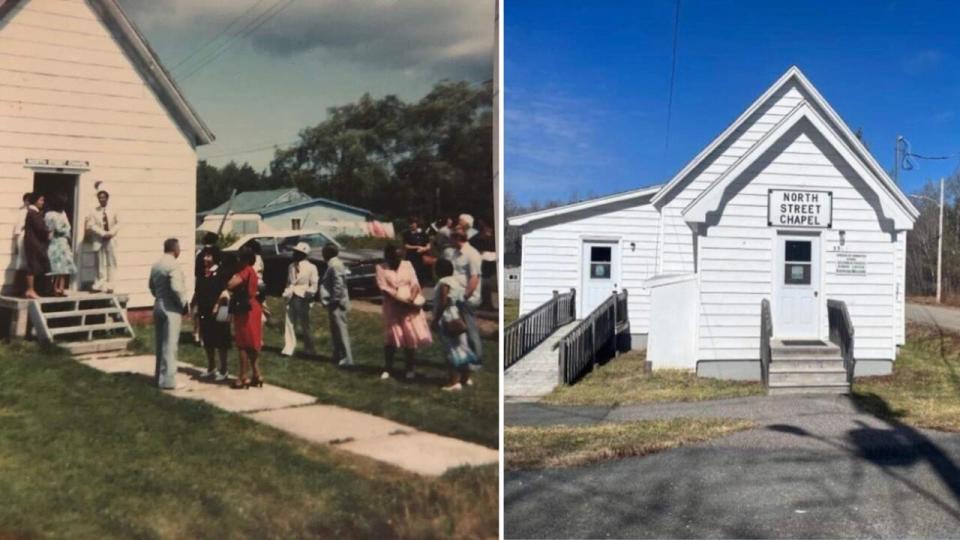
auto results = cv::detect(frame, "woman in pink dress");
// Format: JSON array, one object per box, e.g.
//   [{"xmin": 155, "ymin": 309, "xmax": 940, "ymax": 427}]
[{"xmin": 375, "ymin": 244, "xmax": 432, "ymax": 380}]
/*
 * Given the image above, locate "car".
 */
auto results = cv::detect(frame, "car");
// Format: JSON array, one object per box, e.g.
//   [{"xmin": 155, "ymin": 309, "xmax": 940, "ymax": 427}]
[{"xmin": 222, "ymin": 230, "xmax": 382, "ymax": 297}]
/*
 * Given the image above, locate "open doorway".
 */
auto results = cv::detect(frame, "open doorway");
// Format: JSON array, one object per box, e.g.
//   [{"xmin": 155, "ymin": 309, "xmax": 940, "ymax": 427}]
[
  {"xmin": 32, "ymin": 173, "xmax": 79, "ymax": 291},
  {"xmin": 33, "ymin": 173, "xmax": 78, "ymax": 229}
]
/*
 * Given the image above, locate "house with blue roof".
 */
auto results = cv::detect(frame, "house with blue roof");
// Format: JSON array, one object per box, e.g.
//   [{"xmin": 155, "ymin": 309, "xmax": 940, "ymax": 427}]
[{"xmin": 197, "ymin": 188, "xmax": 375, "ymax": 237}]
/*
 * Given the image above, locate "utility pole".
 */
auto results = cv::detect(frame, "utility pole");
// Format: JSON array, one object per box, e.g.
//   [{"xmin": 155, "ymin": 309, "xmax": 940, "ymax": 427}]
[
  {"xmin": 907, "ymin": 178, "xmax": 945, "ymax": 303},
  {"xmin": 893, "ymin": 135, "xmax": 903, "ymax": 185},
  {"xmin": 938, "ymin": 176, "xmax": 944, "ymax": 304}
]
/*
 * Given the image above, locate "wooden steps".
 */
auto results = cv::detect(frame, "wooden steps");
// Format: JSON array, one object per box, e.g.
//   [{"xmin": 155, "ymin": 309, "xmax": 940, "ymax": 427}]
[{"xmin": 27, "ymin": 293, "xmax": 134, "ymax": 357}]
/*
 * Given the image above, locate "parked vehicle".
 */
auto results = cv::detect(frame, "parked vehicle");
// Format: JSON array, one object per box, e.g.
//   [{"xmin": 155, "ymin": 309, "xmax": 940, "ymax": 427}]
[{"xmin": 223, "ymin": 230, "xmax": 381, "ymax": 297}]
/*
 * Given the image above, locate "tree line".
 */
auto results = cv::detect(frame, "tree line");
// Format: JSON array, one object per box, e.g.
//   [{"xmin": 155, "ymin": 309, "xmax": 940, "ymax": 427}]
[{"xmin": 198, "ymin": 80, "xmax": 494, "ymax": 225}]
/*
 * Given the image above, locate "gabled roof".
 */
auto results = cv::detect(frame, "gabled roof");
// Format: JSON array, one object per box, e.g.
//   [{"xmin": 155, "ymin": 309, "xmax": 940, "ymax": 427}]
[
  {"xmin": 0, "ymin": 0, "xmax": 215, "ymax": 146},
  {"xmin": 507, "ymin": 184, "xmax": 663, "ymax": 226},
  {"xmin": 651, "ymin": 66, "xmax": 917, "ymax": 222},
  {"xmin": 258, "ymin": 196, "xmax": 373, "ymax": 219},
  {"xmin": 683, "ymin": 101, "xmax": 916, "ymax": 229},
  {"xmin": 199, "ymin": 188, "xmax": 373, "ymax": 219},
  {"xmin": 200, "ymin": 189, "xmax": 305, "ymax": 215}
]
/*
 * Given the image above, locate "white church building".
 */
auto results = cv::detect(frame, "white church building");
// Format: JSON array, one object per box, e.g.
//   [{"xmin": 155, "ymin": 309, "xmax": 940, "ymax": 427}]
[
  {"xmin": 0, "ymin": 0, "xmax": 214, "ymax": 308},
  {"xmin": 509, "ymin": 67, "xmax": 917, "ymax": 380}
]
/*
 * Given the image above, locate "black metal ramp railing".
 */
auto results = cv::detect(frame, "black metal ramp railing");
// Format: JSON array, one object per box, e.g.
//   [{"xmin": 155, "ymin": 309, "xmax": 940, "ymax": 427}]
[
  {"xmin": 557, "ymin": 289, "xmax": 629, "ymax": 385},
  {"xmin": 504, "ymin": 289, "xmax": 576, "ymax": 370},
  {"xmin": 827, "ymin": 299, "xmax": 856, "ymax": 383}
]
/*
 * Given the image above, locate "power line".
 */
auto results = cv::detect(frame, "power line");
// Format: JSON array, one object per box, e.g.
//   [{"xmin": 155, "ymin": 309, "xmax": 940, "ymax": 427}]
[
  {"xmin": 664, "ymin": 0, "xmax": 681, "ymax": 152},
  {"xmin": 179, "ymin": 0, "xmax": 297, "ymax": 82},
  {"xmin": 202, "ymin": 139, "xmax": 300, "ymax": 160},
  {"xmin": 170, "ymin": 0, "xmax": 269, "ymax": 73}
]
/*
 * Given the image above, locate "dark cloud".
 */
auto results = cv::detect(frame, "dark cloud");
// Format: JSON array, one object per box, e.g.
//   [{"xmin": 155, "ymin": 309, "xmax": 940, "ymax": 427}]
[{"xmin": 119, "ymin": 0, "xmax": 493, "ymax": 80}]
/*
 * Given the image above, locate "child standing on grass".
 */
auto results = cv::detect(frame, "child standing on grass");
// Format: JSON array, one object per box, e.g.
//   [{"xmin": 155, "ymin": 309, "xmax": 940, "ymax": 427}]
[{"xmin": 431, "ymin": 258, "xmax": 478, "ymax": 391}]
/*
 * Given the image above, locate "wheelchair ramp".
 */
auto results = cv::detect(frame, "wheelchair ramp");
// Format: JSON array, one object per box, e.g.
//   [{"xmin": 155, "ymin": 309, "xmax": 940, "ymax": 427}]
[{"xmin": 504, "ymin": 321, "xmax": 580, "ymax": 401}]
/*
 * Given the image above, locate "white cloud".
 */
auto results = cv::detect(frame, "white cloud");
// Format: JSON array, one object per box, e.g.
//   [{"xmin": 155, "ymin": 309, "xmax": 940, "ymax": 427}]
[{"xmin": 903, "ymin": 49, "xmax": 942, "ymax": 75}]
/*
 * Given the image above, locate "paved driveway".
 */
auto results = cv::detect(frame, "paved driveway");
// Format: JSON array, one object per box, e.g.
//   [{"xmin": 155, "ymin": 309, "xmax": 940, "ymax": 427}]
[
  {"xmin": 907, "ymin": 302, "xmax": 960, "ymax": 332},
  {"xmin": 505, "ymin": 396, "xmax": 960, "ymax": 538}
]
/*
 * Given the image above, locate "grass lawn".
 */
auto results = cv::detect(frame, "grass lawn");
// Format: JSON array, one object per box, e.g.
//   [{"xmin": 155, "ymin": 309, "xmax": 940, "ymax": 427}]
[
  {"xmin": 854, "ymin": 323, "xmax": 960, "ymax": 432},
  {"xmin": 131, "ymin": 298, "xmax": 498, "ymax": 448},
  {"xmin": 505, "ymin": 418, "xmax": 754, "ymax": 470},
  {"xmin": 504, "ymin": 298, "xmax": 519, "ymax": 325},
  {"xmin": 543, "ymin": 350, "xmax": 764, "ymax": 406},
  {"xmin": 0, "ymin": 340, "xmax": 496, "ymax": 538}
]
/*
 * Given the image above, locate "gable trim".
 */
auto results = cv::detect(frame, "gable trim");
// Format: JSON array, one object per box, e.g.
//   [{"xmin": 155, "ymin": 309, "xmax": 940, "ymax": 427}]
[
  {"xmin": 92, "ymin": 0, "xmax": 215, "ymax": 146},
  {"xmin": 650, "ymin": 67, "xmax": 802, "ymax": 206},
  {"xmin": 508, "ymin": 184, "xmax": 662, "ymax": 226},
  {"xmin": 682, "ymin": 100, "xmax": 915, "ymax": 230},
  {"xmin": 652, "ymin": 66, "xmax": 918, "ymax": 221}
]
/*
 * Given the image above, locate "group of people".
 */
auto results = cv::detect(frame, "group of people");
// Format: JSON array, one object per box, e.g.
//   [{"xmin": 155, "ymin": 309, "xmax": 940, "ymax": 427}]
[
  {"xmin": 150, "ymin": 238, "xmax": 267, "ymax": 391},
  {"xmin": 150, "ymin": 214, "xmax": 489, "ymax": 393},
  {"xmin": 387, "ymin": 213, "xmax": 490, "ymax": 390},
  {"xmin": 403, "ymin": 213, "xmax": 497, "ymax": 309},
  {"xmin": 13, "ymin": 183, "xmax": 119, "ymax": 299}
]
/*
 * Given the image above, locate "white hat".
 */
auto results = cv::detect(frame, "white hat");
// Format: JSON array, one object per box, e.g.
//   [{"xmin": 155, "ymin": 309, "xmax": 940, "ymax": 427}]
[
  {"xmin": 459, "ymin": 213, "xmax": 474, "ymax": 228},
  {"xmin": 292, "ymin": 242, "xmax": 310, "ymax": 256},
  {"xmin": 94, "ymin": 180, "xmax": 109, "ymax": 196}
]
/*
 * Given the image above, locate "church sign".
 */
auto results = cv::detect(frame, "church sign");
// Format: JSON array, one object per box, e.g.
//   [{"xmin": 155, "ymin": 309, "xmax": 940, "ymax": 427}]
[{"xmin": 768, "ymin": 189, "xmax": 832, "ymax": 228}]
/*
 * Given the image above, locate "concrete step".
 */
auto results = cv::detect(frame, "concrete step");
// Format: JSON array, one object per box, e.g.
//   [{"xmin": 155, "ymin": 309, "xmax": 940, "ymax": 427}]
[
  {"xmin": 768, "ymin": 382, "xmax": 850, "ymax": 395},
  {"xmin": 769, "ymin": 369, "xmax": 848, "ymax": 386},
  {"xmin": 61, "ymin": 337, "xmax": 133, "ymax": 356},
  {"xmin": 770, "ymin": 358, "xmax": 845, "ymax": 371},
  {"xmin": 771, "ymin": 346, "xmax": 841, "ymax": 359}
]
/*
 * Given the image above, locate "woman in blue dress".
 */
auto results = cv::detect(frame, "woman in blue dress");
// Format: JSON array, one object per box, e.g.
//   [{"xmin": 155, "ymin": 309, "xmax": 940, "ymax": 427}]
[{"xmin": 45, "ymin": 193, "xmax": 77, "ymax": 297}]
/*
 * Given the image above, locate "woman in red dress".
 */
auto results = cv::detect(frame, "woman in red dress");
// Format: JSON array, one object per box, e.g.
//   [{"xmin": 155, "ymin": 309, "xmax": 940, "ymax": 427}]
[{"xmin": 227, "ymin": 246, "xmax": 263, "ymax": 389}]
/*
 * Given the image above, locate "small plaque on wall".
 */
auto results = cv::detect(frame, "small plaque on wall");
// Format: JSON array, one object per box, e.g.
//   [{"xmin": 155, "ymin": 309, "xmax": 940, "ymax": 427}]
[{"xmin": 836, "ymin": 252, "xmax": 866, "ymax": 275}]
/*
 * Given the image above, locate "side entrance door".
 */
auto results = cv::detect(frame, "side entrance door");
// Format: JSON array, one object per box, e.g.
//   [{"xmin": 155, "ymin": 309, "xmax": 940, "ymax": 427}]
[
  {"xmin": 774, "ymin": 234, "xmax": 820, "ymax": 338},
  {"xmin": 580, "ymin": 240, "xmax": 618, "ymax": 317}
]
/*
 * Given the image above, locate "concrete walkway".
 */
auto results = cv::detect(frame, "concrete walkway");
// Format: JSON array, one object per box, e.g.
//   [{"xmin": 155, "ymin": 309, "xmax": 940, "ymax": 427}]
[
  {"xmin": 82, "ymin": 355, "xmax": 498, "ymax": 476},
  {"xmin": 506, "ymin": 394, "xmax": 960, "ymax": 538},
  {"xmin": 907, "ymin": 302, "xmax": 960, "ymax": 332},
  {"xmin": 504, "ymin": 321, "xmax": 579, "ymax": 401}
]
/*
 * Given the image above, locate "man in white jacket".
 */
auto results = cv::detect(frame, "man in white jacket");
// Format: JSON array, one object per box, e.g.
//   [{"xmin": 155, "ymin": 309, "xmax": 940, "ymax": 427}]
[
  {"xmin": 85, "ymin": 185, "xmax": 119, "ymax": 292},
  {"xmin": 281, "ymin": 242, "xmax": 318, "ymax": 357}
]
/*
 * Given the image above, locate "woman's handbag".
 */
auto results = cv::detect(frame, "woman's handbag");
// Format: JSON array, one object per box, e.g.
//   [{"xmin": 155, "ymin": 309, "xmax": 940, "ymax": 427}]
[
  {"xmin": 443, "ymin": 317, "xmax": 468, "ymax": 336},
  {"xmin": 229, "ymin": 275, "xmax": 252, "ymax": 315}
]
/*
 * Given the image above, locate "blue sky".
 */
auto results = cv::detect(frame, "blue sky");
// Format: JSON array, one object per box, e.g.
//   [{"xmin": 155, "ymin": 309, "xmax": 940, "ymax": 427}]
[
  {"xmin": 505, "ymin": 0, "xmax": 960, "ymax": 205},
  {"xmin": 118, "ymin": 0, "xmax": 493, "ymax": 170}
]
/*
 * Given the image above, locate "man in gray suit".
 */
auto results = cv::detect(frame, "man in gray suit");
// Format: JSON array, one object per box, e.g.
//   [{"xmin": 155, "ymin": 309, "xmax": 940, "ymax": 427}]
[
  {"xmin": 319, "ymin": 243, "xmax": 353, "ymax": 366},
  {"xmin": 149, "ymin": 238, "xmax": 189, "ymax": 390}
]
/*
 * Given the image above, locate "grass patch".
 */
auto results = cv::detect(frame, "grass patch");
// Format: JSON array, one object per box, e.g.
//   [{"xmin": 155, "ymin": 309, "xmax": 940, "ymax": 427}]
[
  {"xmin": 132, "ymin": 298, "xmax": 498, "ymax": 448},
  {"xmin": 854, "ymin": 323, "xmax": 960, "ymax": 432},
  {"xmin": 504, "ymin": 298, "xmax": 519, "ymax": 325},
  {"xmin": 0, "ymin": 340, "xmax": 497, "ymax": 538},
  {"xmin": 505, "ymin": 418, "xmax": 754, "ymax": 470},
  {"xmin": 543, "ymin": 350, "xmax": 764, "ymax": 406}
]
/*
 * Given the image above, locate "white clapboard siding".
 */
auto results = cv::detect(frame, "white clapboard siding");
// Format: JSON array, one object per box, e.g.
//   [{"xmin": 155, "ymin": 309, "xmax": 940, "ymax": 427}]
[
  {"xmin": 0, "ymin": 0, "xmax": 201, "ymax": 307},
  {"xmin": 659, "ymin": 83, "xmax": 806, "ymax": 274},
  {"xmin": 697, "ymin": 131, "xmax": 898, "ymax": 361},
  {"xmin": 520, "ymin": 199, "xmax": 659, "ymax": 334}
]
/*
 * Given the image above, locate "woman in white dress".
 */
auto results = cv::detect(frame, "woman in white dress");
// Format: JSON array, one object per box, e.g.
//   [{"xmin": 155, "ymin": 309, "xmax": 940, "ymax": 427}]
[{"xmin": 44, "ymin": 193, "xmax": 77, "ymax": 296}]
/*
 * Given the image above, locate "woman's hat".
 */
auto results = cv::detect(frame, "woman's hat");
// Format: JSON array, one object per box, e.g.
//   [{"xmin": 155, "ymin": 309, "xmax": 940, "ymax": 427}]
[{"xmin": 292, "ymin": 242, "xmax": 311, "ymax": 256}]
